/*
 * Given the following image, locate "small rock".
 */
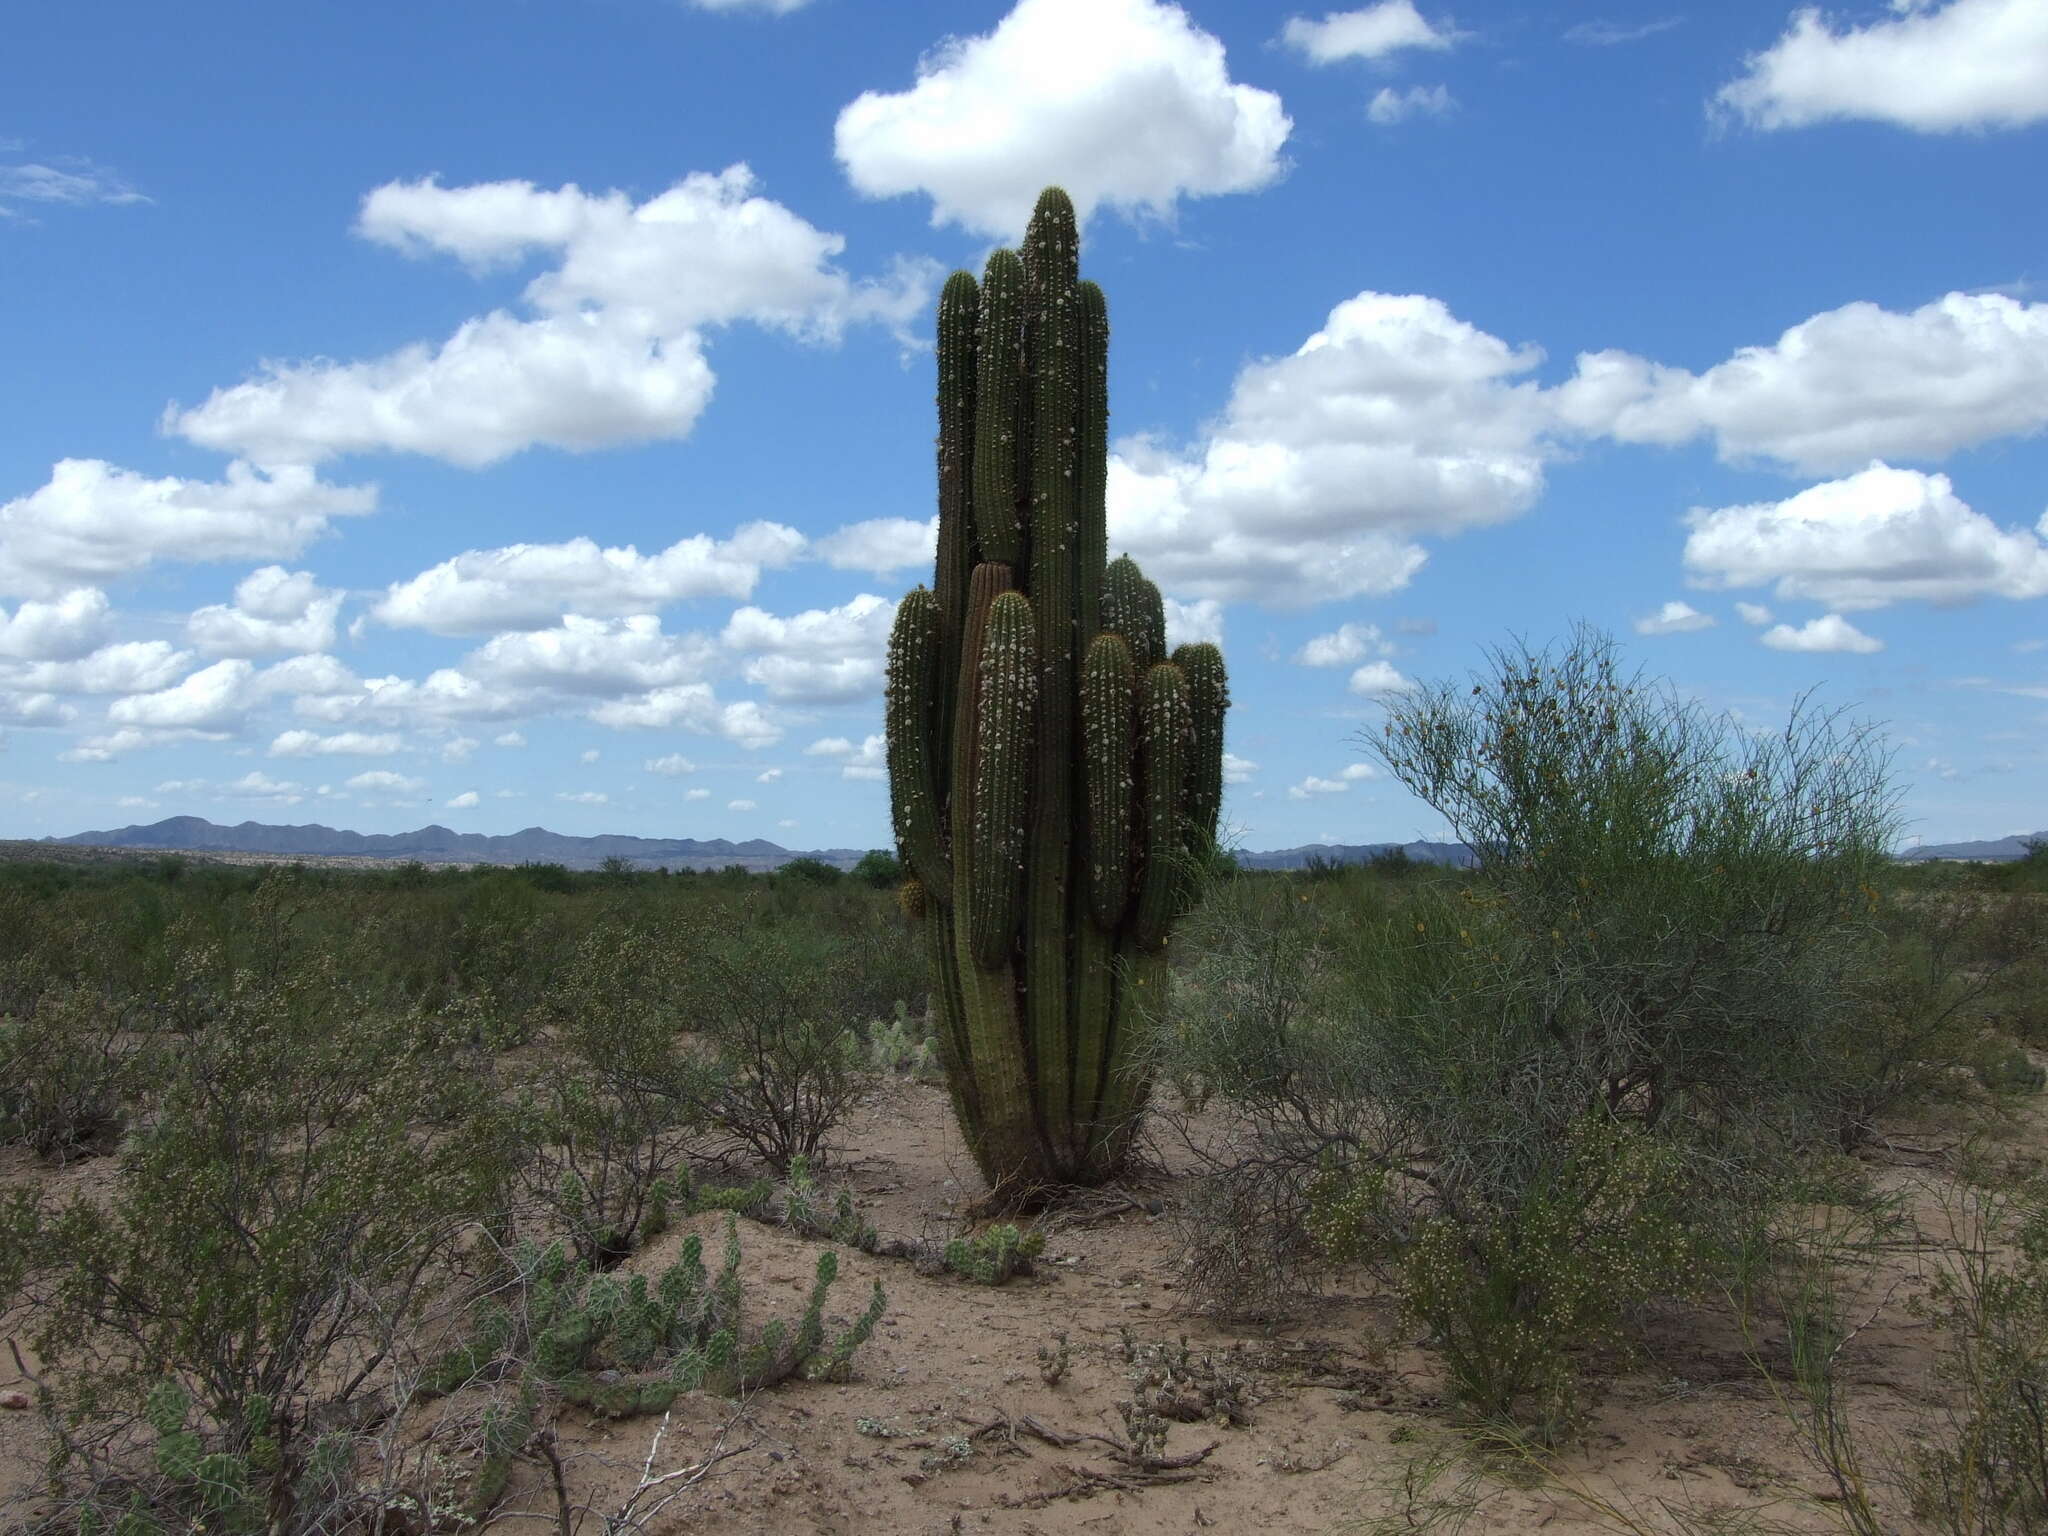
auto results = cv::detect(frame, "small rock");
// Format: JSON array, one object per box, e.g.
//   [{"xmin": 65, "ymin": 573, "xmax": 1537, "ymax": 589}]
[{"xmin": 0, "ymin": 1391, "xmax": 31, "ymax": 1411}]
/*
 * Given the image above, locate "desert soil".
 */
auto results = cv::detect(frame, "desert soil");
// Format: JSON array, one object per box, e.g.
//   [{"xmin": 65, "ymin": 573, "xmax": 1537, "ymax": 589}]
[{"xmin": 2, "ymin": 1073, "xmax": 2027, "ymax": 1536}]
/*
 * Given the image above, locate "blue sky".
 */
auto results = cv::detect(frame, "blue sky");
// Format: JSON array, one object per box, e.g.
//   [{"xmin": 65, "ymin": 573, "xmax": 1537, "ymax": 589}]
[{"xmin": 3, "ymin": 0, "xmax": 2046, "ymax": 852}]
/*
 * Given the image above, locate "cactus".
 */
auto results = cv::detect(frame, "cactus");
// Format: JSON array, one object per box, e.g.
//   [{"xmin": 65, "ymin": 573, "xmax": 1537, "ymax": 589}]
[{"xmin": 885, "ymin": 187, "xmax": 1229, "ymax": 1196}]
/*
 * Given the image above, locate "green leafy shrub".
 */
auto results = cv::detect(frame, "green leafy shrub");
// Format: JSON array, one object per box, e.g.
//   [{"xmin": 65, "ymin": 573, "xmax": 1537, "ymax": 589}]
[
  {"xmin": 0, "ymin": 986, "xmax": 145, "ymax": 1161},
  {"xmin": 783, "ymin": 1154, "xmax": 879, "ymax": 1252}
]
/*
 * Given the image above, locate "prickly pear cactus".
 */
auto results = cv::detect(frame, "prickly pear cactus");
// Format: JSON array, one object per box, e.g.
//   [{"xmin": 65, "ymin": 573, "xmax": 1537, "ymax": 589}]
[{"xmin": 885, "ymin": 187, "xmax": 1228, "ymax": 1197}]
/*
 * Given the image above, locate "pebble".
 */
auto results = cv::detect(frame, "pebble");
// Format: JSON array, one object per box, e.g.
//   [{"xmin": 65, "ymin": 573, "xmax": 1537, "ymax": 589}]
[{"xmin": 0, "ymin": 1391, "xmax": 30, "ymax": 1411}]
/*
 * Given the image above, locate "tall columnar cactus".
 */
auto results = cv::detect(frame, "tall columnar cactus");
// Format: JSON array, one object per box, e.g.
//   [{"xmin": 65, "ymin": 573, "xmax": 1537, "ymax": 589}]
[{"xmin": 886, "ymin": 188, "xmax": 1228, "ymax": 1196}]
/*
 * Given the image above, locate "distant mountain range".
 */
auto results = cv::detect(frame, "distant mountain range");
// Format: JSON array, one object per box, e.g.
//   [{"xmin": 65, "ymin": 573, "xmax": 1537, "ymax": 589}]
[
  {"xmin": 1899, "ymin": 831, "xmax": 2046, "ymax": 862},
  {"xmin": 43, "ymin": 817, "xmax": 1481, "ymax": 873},
  {"xmin": 38, "ymin": 818, "xmax": 2041, "ymax": 872}
]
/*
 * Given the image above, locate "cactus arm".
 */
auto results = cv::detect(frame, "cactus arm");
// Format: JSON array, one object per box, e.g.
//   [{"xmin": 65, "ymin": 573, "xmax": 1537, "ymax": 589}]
[
  {"xmin": 1102, "ymin": 555, "xmax": 1164, "ymax": 673},
  {"xmin": 936, "ymin": 270, "xmax": 980, "ymax": 750},
  {"xmin": 972, "ymin": 251, "xmax": 1027, "ymax": 566},
  {"xmin": 1081, "ymin": 633, "xmax": 1136, "ymax": 927},
  {"xmin": 1172, "ymin": 641, "xmax": 1229, "ymax": 852},
  {"xmin": 1130, "ymin": 662, "xmax": 1190, "ymax": 953},
  {"xmin": 967, "ymin": 591, "xmax": 1037, "ymax": 970},
  {"xmin": 1076, "ymin": 280, "xmax": 1108, "ymax": 644},
  {"xmin": 885, "ymin": 588, "xmax": 950, "ymax": 894}
]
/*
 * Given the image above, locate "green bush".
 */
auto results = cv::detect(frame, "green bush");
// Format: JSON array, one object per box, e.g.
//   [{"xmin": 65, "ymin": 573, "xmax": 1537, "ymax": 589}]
[{"xmin": 0, "ymin": 986, "xmax": 144, "ymax": 1161}]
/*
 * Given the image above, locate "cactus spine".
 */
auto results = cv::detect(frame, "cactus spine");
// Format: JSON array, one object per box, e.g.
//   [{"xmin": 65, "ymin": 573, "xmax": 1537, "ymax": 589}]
[{"xmin": 884, "ymin": 187, "xmax": 1229, "ymax": 1197}]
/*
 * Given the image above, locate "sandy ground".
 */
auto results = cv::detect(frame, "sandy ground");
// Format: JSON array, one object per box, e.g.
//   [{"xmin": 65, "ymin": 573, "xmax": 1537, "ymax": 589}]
[{"xmin": 1, "ymin": 1072, "xmax": 2033, "ymax": 1535}]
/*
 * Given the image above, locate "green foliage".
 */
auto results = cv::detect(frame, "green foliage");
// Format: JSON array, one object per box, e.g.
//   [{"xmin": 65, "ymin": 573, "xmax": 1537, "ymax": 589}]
[
  {"xmin": 884, "ymin": 185, "xmax": 1229, "ymax": 1195},
  {"xmin": 777, "ymin": 856, "xmax": 845, "ymax": 886},
  {"xmin": 783, "ymin": 1154, "xmax": 880, "ymax": 1252},
  {"xmin": 941, "ymin": 1223, "xmax": 1044, "ymax": 1284},
  {"xmin": 866, "ymin": 998, "xmax": 939, "ymax": 1078},
  {"xmin": 0, "ymin": 986, "xmax": 144, "ymax": 1161},
  {"xmin": 852, "ymin": 849, "xmax": 904, "ymax": 888}
]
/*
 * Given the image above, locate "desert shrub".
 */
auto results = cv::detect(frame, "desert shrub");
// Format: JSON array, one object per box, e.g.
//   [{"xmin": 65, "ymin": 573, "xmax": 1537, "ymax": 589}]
[
  {"xmin": 18, "ymin": 962, "xmax": 513, "ymax": 1533},
  {"xmin": 684, "ymin": 917, "xmax": 879, "ymax": 1171},
  {"xmin": 782, "ymin": 1154, "xmax": 879, "ymax": 1252},
  {"xmin": 851, "ymin": 849, "xmax": 903, "ymax": 888},
  {"xmin": 1909, "ymin": 1174, "xmax": 2048, "ymax": 1533},
  {"xmin": 518, "ymin": 919, "xmax": 726, "ymax": 1267},
  {"xmin": 1157, "ymin": 627, "xmax": 1902, "ymax": 1431},
  {"xmin": 0, "ymin": 985, "xmax": 146, "ymax": 1161}
]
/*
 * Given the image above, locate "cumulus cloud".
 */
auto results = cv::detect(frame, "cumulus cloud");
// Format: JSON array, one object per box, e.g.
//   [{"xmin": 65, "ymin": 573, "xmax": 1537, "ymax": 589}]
[
  {"xmin": 687, "ymin": 0, "xmax": 813, "ymax": 13},
  {"xmin": 0, "ymin": 691, "xmax": 71, "ymax": 727},
  {"xmin": 0, "ymin": 588, "xmax": 111, "ymax": 660},
  {"xmin": 12, "ymin": 641, "xmax": 192, "ymax": 698},
  {"xmin": 1367, "ymin": 84, "xmax": 1454, "ymax": 124},
  {"xmin": 0, "ymin": 459, "xmax": 374, "ymax": 597},
  {"xmin": 1683, "ymin": 463, "xmax": 2048, "ymax": 609},
  {"xmin": 268, "ymin": 729, "xmax": 403, "ymax": 757},
  {"xmin": 684, "ymin": 787, "xmax": 712, "ymax": 801},
  {"xmin": 1715, "ymin": 0, "xmax": 2048, "ymax": 133},
  {"xmin": 1295, "ymin": 621, "xmax": 1389, "ymax": 667},
  {"xmin": 107, "ymin": 659, "xmax": 256, "ymax": 735},
  {"xmin": 1634, "ymin": 600, "xmax": 1715, "ymax": 635},
  {"xmin": 447, "ymin": 790, "xmax": 480, "ymax": 809},
  {"xmin": 463, "ymin": 614, "xmax": 715, "ymax": 696},
  {"xmin": 806, "ymin": 733, "xmax": 887, "ymax": 780},
  {"xmin": 1281, "ymin": 3, "xmax": 1458, "ymax": 63},
  {"xmin": 1736, "ymin": 601, "xmax": 1774, "ymax": 625},
  {"xmin": 1288, "ymin": 773, "xmax": 1351, "ymax": 799},
  {"xmin": 169, "ymin": 166, "xmax": 933, "ymax": 469},
  {"xmin": 495, "ymin": 730, "xmax": 527, "ymax": 747},
  {"xmin": 1111, "ymin": 292, "xmax": 1554, "ymax": 605},
  {"xmin": 814, "ymin": 516, "xmax": 936, "ymax": 575},
  {"xmin": 1558, "ymin": 291, "xmax": 2048, "ymax": 475},
  {"xmin": 590, "ymin": 686, "xmax": 781, "ymax": 747},
  {"xmin": 346, "ymin": 769, "xmax": 428, "ymax": 797},
  {"xmin": 1347, "ymin": 659, "xmax": 1415, "ymax": 695},
  {"xmin": 223, "ymin": 770, "xmax": 306, "ymax": 803},
  {"xmin": 188, "ymin": 566, "xmax": 342, "ymax": 656},
  {"xmin": 834, "ymin": 0, "xmax": 1291, "ymax": 238},
  {"xmin": 1223, "ymin": 751, "xmax": 1258, "ymax": 783},
  {"xmin": 1759, "ymin": 614, "xmax": 1883, "ymax": 654},
  {"xmin": 557, "ymin": 789, "xmax": 609, "ymax": 805},
  {"xmin": 644, "ymin": 753, "xmax": 697, "ymax": 775},
  {"xmin": 1162, "ymin": 597, "xmax": 1224, "ymax": 648},
  {"xmin": 722, "ymin": 593, "xmax": 895, "ymax": 703},
  {"xmin": 375, "ymin": 522, "xmax": 805, "ymax": 633},
  {"xmin": 1564, "ymin": 17, "xmax": 1682, "ymax": 46}
]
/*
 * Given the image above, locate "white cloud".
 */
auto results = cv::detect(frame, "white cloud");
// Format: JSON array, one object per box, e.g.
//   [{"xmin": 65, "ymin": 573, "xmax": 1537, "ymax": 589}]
[
  {"xmin": 1759, "ymin": 614, "xmax": 1883, "ymax": 654},
  {"xmin": 441, "ymin": 735, "xmax": 478, "ymax": 763},
  {"xmin": 557, "ymin": 789, "xmax": 609, "ymax": 805},
  {"xmin": 590, "ymin": 685, "xmax": 781, "ymax": 747},
  {"xmin": 1683, "ymin": 462, "xmax": 2048, "ymax": 608},
  {"xmin": 814, "ymin": 516, "xmax": 937, "ymax": 575},
  {"xmin": 0, "ymin": 692, "xmax": 71, "ymax": 727},
  {"xmin": 1367, "ymin": 84, "xmax": 1454, "ymax": 124},
  {"xmin": 1633, "ymin": 599, "xmax": 1715, "ymax": 635},
  {"xmin": 688, "ymin": 0, "xmax": 813, "ymax": 12},
  {"xmin": 295, "ymin": 667, "xmax": 528, "ymax": 729},
  {"xmin": 106, "ymin": 658, "xmax": 255, "ymax": 734},
  {"xmin": 464, "ymin": 614, "xmax": 715, "ymax": 695},
  {"xmin": 757, "ymin": 767, "xmax": 783, "ymax": 782},
  {"xmin": 346, "ymin": 769, "xmax": 428, "ymax": 797},
  {"xmin": 644, "ymin": 753, "xmax": 698, "ymax": 775},
  {"xmin": 1564, "ymin": 17, "xmax": 1682, "ymax": 46},
  {"xmin": 1110, "ymin": 293, "xmax": 1556, "ymax": 604},
  {"xmin": 807, "ymin": 732, "xmax": 887, "ymax": 780},
  {"xmin": 1223, "ymin": 752, "xmax": 1257, "ymax": 783},
  {"xmin": 0, "ymin": 588, "xmax": 111, "ymax": 660},
  {"xmin": 0, "ymin": 459, "xmax": 374, "ymax": 597},
  {"xmin": 268, "ymin": 729, "xmax": 403, "ymax": 757},
  {"xmin": 579, "ymin": 747, "xmax": 601, "ymax": 764},
  {"xmin": 495, "ymin": 730, "xmax": 528, "ymax": 747},
  {"xmin": 727, "ymin": 798, "xmax": 757, "ymax": 812},
  {"xmin": 1282, "ymin": 3, "xmax": 1457, "ymax": 63},
  {"xmin": 722, "ymin": 593, "xmax": 895, "ymax": 702},
  {"xmin": 187, "ymin": 566, "xmax": 341, "ymax": 656},
  {"xmin": 1288, "ymin": 773, "xmax": 1351, "ymax": 799},
  {"xmin": 1736, "ymin": 601, "xmax": 1774, "ymax": 625},
  {"xmin": 1348, "ymin": 659, "xmax": 1415, "ymax": 695},
  {"xmin": 834, "ymin": 0, "xmax": 1291, "ymax": 238},
  {"xmin": 8, "ymin": 640, "xmax": 190, "ymax": 697},
  {"xmin": 375, "ymin": 521, "xmax": 804, "ymax": 633},
  {"xmin": 1162, "ymin": 597, "xmax": 1224, "ymax": 648},
  {"xmin": 170, "ymin": 165, "xmax": 931, "ymax": 469},
  {"xmin": 684, "ymin": 787, "xmax": 712, "ymax": 801},
  {"xmin": 1341, "ymin": 761, "xmax": 1380, "ymax": 781},
  {"xmin": 1295, "ymin": 620, "xmax": 1389, "ymax": 666},
  {"xmin": 224, "ymin": 770, "xmax": 306, "ymax": 803},
  {"xmin": 447, "ymin": 790, "xmax": 480, "ymax": 809},
  {"xmin": 0, "ymin": 156, "xmax": 148, "ymax": 212},
  {"xmin": 1559, "ymin": 291, "xmax": 2048, "ymax": 475},
  {"xmin": 1716, "ymin": 0, "xmax": 2048, "ymax": 133}
]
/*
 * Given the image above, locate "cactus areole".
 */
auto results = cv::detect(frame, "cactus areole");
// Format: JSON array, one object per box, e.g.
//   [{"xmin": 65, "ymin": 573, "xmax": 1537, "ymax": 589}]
[{"xmin": 885, "ymin": 188, "xmax": 1228, "ymax": 1200}]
